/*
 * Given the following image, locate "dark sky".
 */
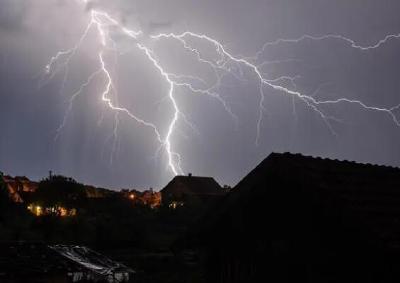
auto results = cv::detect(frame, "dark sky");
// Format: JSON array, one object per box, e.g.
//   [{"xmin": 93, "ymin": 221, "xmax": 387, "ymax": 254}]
[{"xmin": 1, "ymin": 0, "xmax": 400, "ymax": 190}]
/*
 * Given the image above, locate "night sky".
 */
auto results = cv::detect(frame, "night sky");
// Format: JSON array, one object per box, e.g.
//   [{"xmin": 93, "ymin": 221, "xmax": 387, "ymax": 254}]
[{"xmin": 1, "ymin": 0, "xmax": 400, "ymax": 190}]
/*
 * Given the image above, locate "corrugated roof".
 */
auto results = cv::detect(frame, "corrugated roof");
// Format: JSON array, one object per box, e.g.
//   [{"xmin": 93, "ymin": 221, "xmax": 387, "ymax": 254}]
[
  {"xmin": 51, "ymin": 245, "xmax": 134, "ymax": 275},
  {"xmin": 0, "ymin": 243, "xmax": 134, "ymax": 281}
]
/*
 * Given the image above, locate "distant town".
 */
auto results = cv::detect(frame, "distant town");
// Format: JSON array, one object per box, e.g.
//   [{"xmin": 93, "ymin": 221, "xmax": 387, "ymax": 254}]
[{"xmin": 1, "ymin": 170, "xmax": 230, "ymax": 217}]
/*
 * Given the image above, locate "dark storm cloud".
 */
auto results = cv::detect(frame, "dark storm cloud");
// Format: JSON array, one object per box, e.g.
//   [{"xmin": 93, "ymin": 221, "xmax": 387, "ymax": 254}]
[{"xmin": 1, "ymin": 0, "xmax": 400, "ymax": 190}]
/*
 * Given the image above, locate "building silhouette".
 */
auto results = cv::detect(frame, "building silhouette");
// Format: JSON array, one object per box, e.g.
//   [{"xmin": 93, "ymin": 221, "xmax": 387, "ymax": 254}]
[
  {"xmin": 184, "ymin": 153, "xmax": 400, "ymax": 283},
  {"xmin": 161, "ymin": 174, "xmax": 225, "ymax": 208}
]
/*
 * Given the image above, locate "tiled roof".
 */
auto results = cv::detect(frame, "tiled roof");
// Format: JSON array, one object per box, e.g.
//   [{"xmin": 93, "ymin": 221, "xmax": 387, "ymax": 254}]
[{"xmin": 191, "ymin": 152, "xmax": 400, "ymax": 250}]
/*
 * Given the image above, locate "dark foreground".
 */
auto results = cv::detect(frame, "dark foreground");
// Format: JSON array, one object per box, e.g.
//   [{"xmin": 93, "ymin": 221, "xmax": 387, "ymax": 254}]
[{"xmin": 2, "ymin": 153, "xmax": 400, "ymax": 282}]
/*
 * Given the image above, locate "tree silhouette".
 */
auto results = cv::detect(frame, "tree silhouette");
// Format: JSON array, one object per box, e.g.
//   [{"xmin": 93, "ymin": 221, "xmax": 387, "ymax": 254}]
[{"xmin": 33, "ymin": 175, "xmax": 86, "ymax": 209}]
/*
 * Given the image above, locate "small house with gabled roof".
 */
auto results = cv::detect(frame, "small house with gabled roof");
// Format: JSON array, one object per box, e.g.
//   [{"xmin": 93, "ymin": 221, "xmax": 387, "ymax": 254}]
[{"xmin": 161, "ymin": 174, "xmax": 226, "ymax": 208}]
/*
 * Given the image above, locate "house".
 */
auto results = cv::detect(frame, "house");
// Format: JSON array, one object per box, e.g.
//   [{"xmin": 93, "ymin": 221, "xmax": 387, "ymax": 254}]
[
  {"xmin": 27, "ymin": 204, "xmax": 77, "ymax": 217},
  {"xmin": 0, "ymin": 174, "xmax": 38, "ymax": 203},
  {"xmin": 0, "ymin": 242, "xmax": 135, "ymax": 283},
  {"xmin": 161, "ymin": 174, "xmax": 225, "ymax": 208},
  {"xmin": 122, "ymin": 188, "xmax": 162, "ymax": 208},
  {"xmin": 183, "ymin": 153, "xmax": 400, "ymax": 283},
  {"xmin": 140, "ymin": 189, "xmax": 162, "ymax": 208}
]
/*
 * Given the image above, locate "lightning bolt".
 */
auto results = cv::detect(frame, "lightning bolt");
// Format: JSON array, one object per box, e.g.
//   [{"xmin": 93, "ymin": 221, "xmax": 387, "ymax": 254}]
[
  {"xmin": 253, "ymin": 33, "xmax": 400, "ymax": 61},
  {"xmin": 42, "ymin": 1, "xmax": 400, "ymax": 177}
]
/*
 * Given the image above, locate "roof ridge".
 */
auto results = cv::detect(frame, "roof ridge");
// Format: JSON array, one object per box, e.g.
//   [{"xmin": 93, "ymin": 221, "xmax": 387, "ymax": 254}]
[{"xmin": 271, "ymin": 152, "xmax": 400, "ymax": 171}]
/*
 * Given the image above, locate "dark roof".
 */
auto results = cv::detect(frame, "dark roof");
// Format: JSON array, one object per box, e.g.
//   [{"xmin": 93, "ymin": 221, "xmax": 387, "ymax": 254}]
[
  {"xmin": 181, "ymin": 153, "xmax": 400, "ymax": 282},
  {"xmin": 230, "ymin": 151, "xmax": 400, "ymax": 192},
  {"xmin": 14, "ymin": 176, "xmax": 30, "ymax": 182},
  {"xmin": 188, "ymin": 152, "xmax": 400, "ymax": 249},
  {"xmin": 162, "ymin": 175, "xmax": 223, "ymax": 195},
  {"xmin": 268, "ymin": 152, "xmax": 400, "ymax": 249}
]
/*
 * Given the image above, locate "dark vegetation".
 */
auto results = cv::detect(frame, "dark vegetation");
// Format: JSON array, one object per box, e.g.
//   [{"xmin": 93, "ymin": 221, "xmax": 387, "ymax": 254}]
[
  {"xmin": 0, "ymin": 178, "xmax": 34, "ymax": 242},
  {"xmin": 31, "ymin": 175, "xmax": 86, "ymax": 209}
]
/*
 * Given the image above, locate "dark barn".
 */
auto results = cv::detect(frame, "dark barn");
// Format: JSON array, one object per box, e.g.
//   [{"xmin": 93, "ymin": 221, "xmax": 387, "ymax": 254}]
[{"xmin": 186, "ymin": 153, "xmax": 400, "ymax": 283}]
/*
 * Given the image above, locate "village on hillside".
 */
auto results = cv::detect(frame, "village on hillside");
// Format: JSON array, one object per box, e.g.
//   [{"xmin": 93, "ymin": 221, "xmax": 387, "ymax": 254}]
[{"xmin": 1, "ymin": 171, "xmax": 229, "ymax": 217}]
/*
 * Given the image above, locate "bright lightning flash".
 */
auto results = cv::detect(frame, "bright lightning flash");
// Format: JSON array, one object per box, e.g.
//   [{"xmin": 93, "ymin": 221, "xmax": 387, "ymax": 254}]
[{"xmin": 43, "ymin": 1, "xmax": 400, "ymax": 176}]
